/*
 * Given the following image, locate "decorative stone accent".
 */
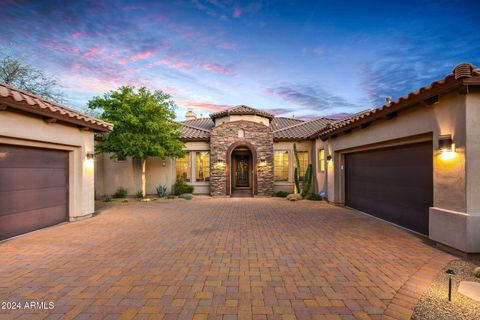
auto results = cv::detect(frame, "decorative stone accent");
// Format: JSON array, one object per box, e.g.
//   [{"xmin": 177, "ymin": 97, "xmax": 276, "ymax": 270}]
[{"xmin": 210, "ymin": 120, "xmax": 274, "ymax": 196}]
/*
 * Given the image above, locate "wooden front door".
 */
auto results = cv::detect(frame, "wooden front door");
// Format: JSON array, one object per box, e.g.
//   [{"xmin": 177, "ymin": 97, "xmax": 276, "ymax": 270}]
[{"xmin": 235, "ymin": 155, "xmax": 250, "ymax": 187}]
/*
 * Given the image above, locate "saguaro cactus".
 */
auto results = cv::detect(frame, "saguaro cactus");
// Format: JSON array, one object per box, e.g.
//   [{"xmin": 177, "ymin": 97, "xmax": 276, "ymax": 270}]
[
  {"xmin": 293, "ymin": 143, "xmax": 313, "ymax": 197},
  {"xmin": 293, "ymin": 143, "xmax": 301, "ymax": 194}
]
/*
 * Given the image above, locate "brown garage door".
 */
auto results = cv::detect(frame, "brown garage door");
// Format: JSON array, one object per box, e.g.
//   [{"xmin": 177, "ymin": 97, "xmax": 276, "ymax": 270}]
[
  {"xmin": 345, "ymin": 141, "xmax": 433, "ymax": 235},
  {"xmin": 0, "ymin": 144, "xmax": 68, "ymax": 240}
]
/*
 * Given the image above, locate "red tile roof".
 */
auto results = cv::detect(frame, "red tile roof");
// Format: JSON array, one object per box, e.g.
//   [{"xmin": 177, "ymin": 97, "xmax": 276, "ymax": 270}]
[
  {"xmin": 0, "ymin": 82, "xmax": 112, "ymax": 132},
  {"xmin": 179, "ymin": 122, "xmax": 211, "ymax": 141},
  {"xmin": 312, "ymin": 63, "xmax": 480, "ymax": 140},
  {"xmin": 273, "ymin": 117, "xmax": 335, "ymax": 141},
  {"xmin": 270, "ymin": 117, "xmax": 305, "ymax": 131},
  {"xmin": 210, "ymin": 105, "xmax": 275, "ymax": 120}
]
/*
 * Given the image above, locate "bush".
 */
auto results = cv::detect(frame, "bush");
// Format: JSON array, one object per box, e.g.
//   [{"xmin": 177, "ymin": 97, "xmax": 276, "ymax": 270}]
[
  {"xmin": 112, "ymin": 186, "xmax": 128, "ymax": 198},
  {"xmin": 166, "ymin": 194, "xmax": 176, "ymax": 199},
  {"xmin": 474, "ymin": 267, "xmax": 480, "ymax": 278},
  {"xmin": 275, "ymin": 191, "xmax": 289, "ymax": 198},
  {"xmin": 156, "ymin": 184, "xmax": 167, "ymax": 198},
  {"xmin": 135, "ymin": 190, "xmax": 143, "ymax": 199},
  {"xmin": 179, "ymin": 193, "xmax": 193, "ymax": 200},
  {"xmin": 172, "ymin": 179, "xmax": 194, "ymax": 196},
  {"xmin": 305, "ymin": 193, "xmax": 323, "ymax": 201},
  {"xmin": 103, "ymin": 195, "xmax": 112, "ymax": 202}
]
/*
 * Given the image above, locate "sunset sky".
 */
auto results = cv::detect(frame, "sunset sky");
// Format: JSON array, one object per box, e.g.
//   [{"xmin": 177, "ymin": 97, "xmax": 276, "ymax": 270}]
[{"xmin": 1, "ymin": 0, "xmax": 479, "ymax": 120}]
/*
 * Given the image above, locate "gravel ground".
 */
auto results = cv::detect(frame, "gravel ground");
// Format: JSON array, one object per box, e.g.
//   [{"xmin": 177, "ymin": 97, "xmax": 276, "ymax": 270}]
[{"xmin": 412, "ymin": 259, "xmax": 480, "ymax": 319}]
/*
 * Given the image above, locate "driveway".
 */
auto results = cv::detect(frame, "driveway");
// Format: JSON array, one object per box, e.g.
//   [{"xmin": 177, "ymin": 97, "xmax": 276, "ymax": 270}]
[{"xmin": 0, "ymin": 198, "xmax": 453, "ymax": 320}]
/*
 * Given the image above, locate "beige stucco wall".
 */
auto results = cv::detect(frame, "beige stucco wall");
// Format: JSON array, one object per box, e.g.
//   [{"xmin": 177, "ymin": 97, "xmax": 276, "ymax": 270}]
[
  {"xmin": 215, "ymin": 115, "xmax": 270, "ymax": 127},
  {"xmin": 96, "ymin": 141, "xmax": 211, "ymax": 196},
  {"xmin": 0, "ymin": 110, "xmax": 95, "ymax": 220},
  {"xmin": 273, "ymin": 141, "xmax": 313, "ymax": 194},
  {"xmin": 320, "ymin": 90, "xmax": 480, "ymax": 252}
]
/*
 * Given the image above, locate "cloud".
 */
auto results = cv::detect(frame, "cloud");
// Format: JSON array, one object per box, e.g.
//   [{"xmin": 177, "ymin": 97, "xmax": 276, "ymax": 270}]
[
  {"xmin": 358, "ymin": 29, "xmax": 480, "ymax": 106},
  {"xmin": 200, "ymin": 63, "xmax": 231, "ymax": 75},
  {"xmin": 233, "ymin": 7, "xmax": 242, "ymax": 18},
  {"xmin": 217, "ymin": 42, "xmax": 236, "ymax": 50},
  {"xmin": 178, "ymin": 100, "xmax": 231, "ymax": 113},
  {"xmin": 129, "ymin": 50, "xmax": 155, "ymax": 62},
  {"xmin": 266, "ymin": 84, "xmax": 357, "ymax": 111}
]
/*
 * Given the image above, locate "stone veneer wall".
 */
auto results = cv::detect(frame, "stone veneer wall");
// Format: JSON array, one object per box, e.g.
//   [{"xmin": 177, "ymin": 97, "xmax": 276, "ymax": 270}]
[{"xmin": 210, "ymin": 120, "xmax": 274, "ymax": 196}]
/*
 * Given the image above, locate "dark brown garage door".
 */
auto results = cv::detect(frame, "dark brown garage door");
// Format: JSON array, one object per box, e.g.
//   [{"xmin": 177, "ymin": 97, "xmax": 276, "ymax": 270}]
[
  {"xmin": 345, "ymin": 141, "xmax": 433, "ymax": 235},
  {"xmin": 0, "ymin": 144, "xmax": 68, "ymax": 240}
]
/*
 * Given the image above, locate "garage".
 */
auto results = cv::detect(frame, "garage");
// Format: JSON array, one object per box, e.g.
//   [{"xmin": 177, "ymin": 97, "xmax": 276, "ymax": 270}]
[
  {"xmin": 0, "ymin": 83, "xmax": 112, "ymax": 241},
  {"xmin": 0, "ymin": 145, "xmax": 68, "ymax": 240},
  {"xmin": 345, "ymin": 141, "xmax": 433, "ymax": 235}
]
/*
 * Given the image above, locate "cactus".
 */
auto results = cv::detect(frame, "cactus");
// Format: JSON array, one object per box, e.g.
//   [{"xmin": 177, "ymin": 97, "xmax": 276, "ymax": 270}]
[
  {"xmin": 293, "ymin": 143, "xmax": 313, "ymax": 197},
  {"xmin": 293, "ymin": 143, "xmax": 301, "ymax": 194},
  {"xmin": 301, "ymin": 164, "xmax": 313, "ymax": 197}
]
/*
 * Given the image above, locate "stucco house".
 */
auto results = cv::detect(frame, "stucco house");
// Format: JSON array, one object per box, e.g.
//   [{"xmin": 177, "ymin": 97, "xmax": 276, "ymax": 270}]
[
  {"xmin": 0, "ymin": 83, "xmax": 113, "ymax": 241},
  {"xmin": 97, "ymin": 63, "xmax": 480, "ymax": 253}
]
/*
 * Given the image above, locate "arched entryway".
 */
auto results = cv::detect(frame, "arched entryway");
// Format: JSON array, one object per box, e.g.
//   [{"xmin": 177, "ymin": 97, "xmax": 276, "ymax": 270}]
[{"xmin": 226, "ymin": 141, "xmax": 257, "ymax": 197}]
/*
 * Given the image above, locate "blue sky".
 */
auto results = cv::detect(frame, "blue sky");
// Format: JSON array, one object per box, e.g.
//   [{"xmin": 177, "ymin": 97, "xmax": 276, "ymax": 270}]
[{"xmin": 1, "ymin": 0, "xmax": 479, "ymax": 120}]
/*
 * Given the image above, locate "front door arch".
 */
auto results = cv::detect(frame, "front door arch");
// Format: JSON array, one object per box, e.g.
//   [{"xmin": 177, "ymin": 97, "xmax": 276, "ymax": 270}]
[{"xmin": 226, "ymin": 141, "xmax": 257, "ymax": 196}]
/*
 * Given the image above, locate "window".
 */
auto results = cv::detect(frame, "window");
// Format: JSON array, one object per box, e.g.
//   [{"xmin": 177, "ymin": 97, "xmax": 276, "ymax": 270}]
[
  {"xmin": 195, "ymin": 151, "xmax": 210, "ymax": 182},
  {"xmin": 295, "ymin": 151, "xmax": 309, "ymax": 180},
  {"xmin": 274, "ymin": 150, "xmax": 289, "ymax": 181},
  {"xmin": 318, "ymin": 149, "xmax": 325, "ymax": 172},
  {"xmin": 175, "ymin": 153, "xmax": 191, "ymax": 182}
]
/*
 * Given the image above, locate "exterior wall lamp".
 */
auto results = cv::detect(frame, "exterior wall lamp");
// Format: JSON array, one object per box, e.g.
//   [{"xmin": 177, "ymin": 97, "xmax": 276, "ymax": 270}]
[
  {"xmin": 439, "ymin": 135, "xmax": 456, "ymax": 161},
  {"xmin": 214, "ymin": 159, "xmax": 226, "ymax": 169},
  {"xmin": 86, "ymin": 152, "xmax": 95, "ymax": 160},
  {"xmin": 326, "ymin": 155, "xmax": 333, "ymax": 165},
  {"xmin": 259, "ymin": 156, "xmax": 267, "ymax": 166}
]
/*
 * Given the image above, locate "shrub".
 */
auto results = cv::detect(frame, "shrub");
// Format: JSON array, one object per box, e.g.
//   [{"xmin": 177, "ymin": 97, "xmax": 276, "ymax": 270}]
[
  {"xmin": 112, "ymin": 186, "xmax": 128, "ymax": 198},
  {"xmin": 156, "ymin": 184, "xmax": 167, "ymax": 198},
  {"xmin": 166, "ymin": 194, "xmax": 176, "ymax": 199},
  {"xmin": 275, "ymin": 191, "xmax": 289, "ymax": 198},
  {"xmin": 305, "ymin": 193, "xmax": 323, "ymax": 201},
  {"xmin": 103, "ymin": 195, "xmax": 112, "ymax": 202},
  {"xmin": 179, "ymin": 193, "xmax": 193, "ymax": 200},
  {"xmin": 135, "ymin": 190, "xmax": 143, "ymax": 199},
  {"xmin": 474, "ymin": 267, "xmax": 480, "ymax": 278},
  {"xmin": 172, "ymin": 179, "xmax": 194, "ymax": 196}
]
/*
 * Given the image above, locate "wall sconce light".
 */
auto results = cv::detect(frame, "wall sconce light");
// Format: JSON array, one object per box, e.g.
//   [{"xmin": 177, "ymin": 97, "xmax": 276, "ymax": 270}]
[
  {"xmin": 259, "ymin": 156, "xmax": 267, "ymax": 166},
  {"xmin": 439, "ymin": 135, "xmax": 456, "ymax": 160},
  {"xmin": 86, "ymin": 152, "xmax": 94, "ymax": 160},
  {"xmin": 439, "ymin": 135, "xmax": 454, "ymax": 152},
  {"xmin": 215, "ymin": 159, "xmax": 226, "ymax": 169},
  {"xmin": 326, "ymin": 155, "xmax": 333, "ymax": 166}
]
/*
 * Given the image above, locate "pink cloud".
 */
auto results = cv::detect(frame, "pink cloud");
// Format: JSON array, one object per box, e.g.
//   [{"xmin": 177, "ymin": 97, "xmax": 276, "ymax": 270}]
[
  {"xmin": 200, "ymin": 63, "xmax": 230, "ymax": 75},
  {"xmin": 129, "ymin": 50, "xmax": 155, "ymax": 62},
  {"xmin": 217, "ymin": 42, "xmax": 236, "ymax": 50},
  {"xmin": 179, "ymin": 100, "xmax": 231, "ymax": 113},
  {"xmin": 71, "ymin": 32, "xmax": 84, "ymax": 39},
  {"xmin": 233, "ymin": 6, "xmax": 242, "ymax": 17},
  {"xmin": 82, "ymin": 47, "xmax": 104, "ymax": 58},
  {"xmin": 149, "ymin": 58, "xmax": 189, "ymax": 69}
]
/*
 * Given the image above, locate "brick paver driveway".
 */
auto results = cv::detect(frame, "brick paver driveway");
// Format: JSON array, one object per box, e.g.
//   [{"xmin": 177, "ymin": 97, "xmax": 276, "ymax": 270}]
[{"xmin": 0, "ymin": 198, "xmax": 453, "ymax": 320}]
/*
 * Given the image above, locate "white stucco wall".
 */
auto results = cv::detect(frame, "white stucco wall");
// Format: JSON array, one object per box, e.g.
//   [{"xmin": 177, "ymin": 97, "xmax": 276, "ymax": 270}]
[{"xmin": 0, "ymin": 109, "xmax": 95, "ymax": 220}]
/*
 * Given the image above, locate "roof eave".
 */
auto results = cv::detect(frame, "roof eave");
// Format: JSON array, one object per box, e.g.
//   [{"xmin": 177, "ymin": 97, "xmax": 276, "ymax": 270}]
[{"xmin": 1, "ymin": 98, "xmax": 113, "ymax": 132}]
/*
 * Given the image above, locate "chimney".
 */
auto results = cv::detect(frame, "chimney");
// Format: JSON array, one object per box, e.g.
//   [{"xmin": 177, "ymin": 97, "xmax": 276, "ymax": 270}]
[
  {"xmin": 386, "ymin": 96, "xmax": 392, "ymax": 105},
  {"xmin": 185, "ymin": 108, "xmax": 196, "ymax": 121}
]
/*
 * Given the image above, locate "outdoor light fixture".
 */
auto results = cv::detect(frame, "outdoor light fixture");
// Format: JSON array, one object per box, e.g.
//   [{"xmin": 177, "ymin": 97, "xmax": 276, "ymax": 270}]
[
  {"xmin": 326, "ymin": 155, "xmax": 333, "ymax": 165},
  {"xmin": 439, "ymin": 135, "xmax": 456, "ymax": 161},
  {"xmin": 215, "ymin": 159, "xmax": 226, "ymax": 169},
  {"xmin": 439, "ymin": 135, "xmax": 454, "ymax": 152},
  {"xmin": 86, "ymin": 152, "xmax": 94, "ymax": 160},
  {"xmin": 259, "ymin": 156, "xmax": 267, "ymax": 165},
  {"xmin": 446, "ymin": 269, "xmax": 456, "ymax": 302}
]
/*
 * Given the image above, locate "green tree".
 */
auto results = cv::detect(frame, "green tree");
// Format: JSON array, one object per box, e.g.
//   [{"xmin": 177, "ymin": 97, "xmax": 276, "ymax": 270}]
[
  {"xmin": 0, "ymin": 48, "xmax": 64, "ymax": 103},
  {"xmin": 89, "ymin": 86, "xmax": 184, "ymax": 197}
]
